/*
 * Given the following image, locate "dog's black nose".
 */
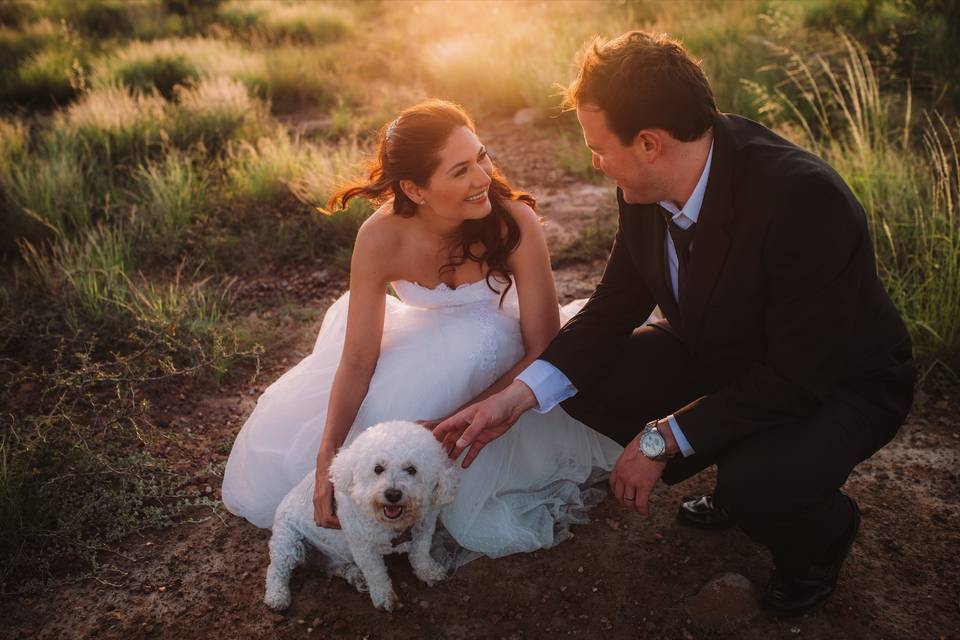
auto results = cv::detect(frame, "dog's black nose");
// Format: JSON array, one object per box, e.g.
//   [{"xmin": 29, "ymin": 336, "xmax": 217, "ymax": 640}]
[{"xmin": 384, "ymin": 488, "xmax": 402, "ymax": 503}]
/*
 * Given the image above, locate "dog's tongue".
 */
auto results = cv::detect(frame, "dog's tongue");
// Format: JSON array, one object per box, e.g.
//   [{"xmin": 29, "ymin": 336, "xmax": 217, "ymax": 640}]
[{"xmin": 384, "ymin": 505, "xmax": 403, "ymax": 519}]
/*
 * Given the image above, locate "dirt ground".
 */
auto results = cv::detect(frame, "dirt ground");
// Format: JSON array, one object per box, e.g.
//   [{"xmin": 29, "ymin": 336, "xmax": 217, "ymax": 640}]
[{"xmin": 4, "ymin": 118, "xmax": 959, "ymax": 640}]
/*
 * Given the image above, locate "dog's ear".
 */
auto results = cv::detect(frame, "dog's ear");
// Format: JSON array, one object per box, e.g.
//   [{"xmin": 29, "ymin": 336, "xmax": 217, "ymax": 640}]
[
  {"xmin": 431, "ymin": 462, "xmax": 459, "ymax": 506},
  {"xmin": 328, "ymin": 448, "xmax": 354, "ymax": 493}
]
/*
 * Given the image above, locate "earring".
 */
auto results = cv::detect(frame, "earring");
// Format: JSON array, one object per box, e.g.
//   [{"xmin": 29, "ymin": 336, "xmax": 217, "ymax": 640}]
[{"xmin": 420, "ymin": 199, "xmax": 426, "ymax": 205}]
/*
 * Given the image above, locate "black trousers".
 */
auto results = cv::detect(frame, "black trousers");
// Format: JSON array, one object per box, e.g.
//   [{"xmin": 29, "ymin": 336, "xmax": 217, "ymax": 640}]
[{"xmin": 560, "ymin": 324, "xmax": 916, "ymax": 572}]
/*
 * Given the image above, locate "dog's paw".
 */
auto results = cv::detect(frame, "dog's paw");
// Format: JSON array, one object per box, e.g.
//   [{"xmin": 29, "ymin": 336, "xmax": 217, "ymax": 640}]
[
  {"xmin": 263, "ymin": 588, "xmax": 292, "ymax": 611},
  {"xmin": 341, "ymin": 564, "xmax": 368, "ymax": 592},
  {"xmin": 371, "ymin": 588, "xmax": 402, "ymax": 612},
  {"xmin": 413, "ymin": 559, "xmax": 447, "ymax": 586}
]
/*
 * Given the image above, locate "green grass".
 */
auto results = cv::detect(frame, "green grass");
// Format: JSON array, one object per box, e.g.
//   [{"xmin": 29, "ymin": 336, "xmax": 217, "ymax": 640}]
[
  {"xmin": 746, "ymin": 31, "xmax": 960, "ymax": 374},
  {"xmin": 1, "ymin": 0, "xmax": 959, "ymax": 593},
  {"xmin": 217, "ymin": 0, "xmax": 354, "ymax": 46},
  {"xmin": 556, "ymin": 130, "xmax": 604, "ymax": 183}
]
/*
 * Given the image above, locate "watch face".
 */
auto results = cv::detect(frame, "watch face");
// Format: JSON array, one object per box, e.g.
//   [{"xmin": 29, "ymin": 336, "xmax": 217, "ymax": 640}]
[{"xmin": 640, "ymin": 430, "xmax": 665, "ymax": 458}]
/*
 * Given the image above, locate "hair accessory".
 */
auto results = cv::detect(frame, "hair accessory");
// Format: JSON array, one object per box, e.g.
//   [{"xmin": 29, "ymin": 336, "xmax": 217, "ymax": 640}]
[{"xmin": 385, "ymin": 117, "xmax": 401, "ymax": 142}]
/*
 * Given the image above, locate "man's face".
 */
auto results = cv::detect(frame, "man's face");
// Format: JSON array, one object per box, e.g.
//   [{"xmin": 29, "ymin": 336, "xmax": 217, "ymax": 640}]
[{"xmin": 577, "ymin": 105, "xmax": 661, "ymax": 204}]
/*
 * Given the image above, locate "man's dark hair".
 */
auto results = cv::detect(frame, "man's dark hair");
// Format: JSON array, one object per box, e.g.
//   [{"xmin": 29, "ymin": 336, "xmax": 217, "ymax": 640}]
[{"xmin": 563, "ymin": 31, "xmax": 718, "ymax": 144}]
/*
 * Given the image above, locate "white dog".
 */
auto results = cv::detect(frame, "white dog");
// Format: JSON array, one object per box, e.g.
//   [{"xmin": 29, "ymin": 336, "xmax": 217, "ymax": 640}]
[{"xmin": 263, "ymin": 420, "xmax": 459, "ymax": 611}]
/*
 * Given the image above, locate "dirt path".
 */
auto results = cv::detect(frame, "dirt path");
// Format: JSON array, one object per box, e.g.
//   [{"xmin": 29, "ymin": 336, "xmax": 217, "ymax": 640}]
[{"xmin": 4, "ymin": 119, "xmax": 959, "ymax": 640}]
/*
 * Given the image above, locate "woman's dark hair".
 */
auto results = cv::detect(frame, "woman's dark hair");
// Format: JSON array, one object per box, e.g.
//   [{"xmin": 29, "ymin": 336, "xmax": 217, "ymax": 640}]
[
  {"xmin": 328, "ymin": 100, "xmax": 534, "ymax": 303},
  {"xmin": 563, "ymin": 31, "xmax": 718, "ymax": 144}
]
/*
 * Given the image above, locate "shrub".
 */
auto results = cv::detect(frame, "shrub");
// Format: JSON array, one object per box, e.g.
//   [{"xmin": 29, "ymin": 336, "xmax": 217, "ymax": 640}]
[
  {"xmin": 134, "ymin": 148, "xmax": 209, "ymax": 253},
  {"xmin": 94, "ymin": 40, "xmax": 201, "ymax": 98},
  {"xmin": 168, "ymin": 76, "xmax": 267, "ymax": 152},
  {"xmin": 51, "ymin": 84, "xmax": 167, "ymax": 169},
  {"xmin": 217, "ymin": 0, "xmax": 354, "ymax": 45},
  {"xmin": 0, "ymin": 138, "xmax": 90, "ymax": 246}
]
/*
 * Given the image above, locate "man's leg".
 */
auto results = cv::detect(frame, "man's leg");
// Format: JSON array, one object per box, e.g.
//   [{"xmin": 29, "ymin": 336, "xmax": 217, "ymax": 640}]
[{"xmin": 713, "ymin": 378, "xmax": 913, "ymax": 611}]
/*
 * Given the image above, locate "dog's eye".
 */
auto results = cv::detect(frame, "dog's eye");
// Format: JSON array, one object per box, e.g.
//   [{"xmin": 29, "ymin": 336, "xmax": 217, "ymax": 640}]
[
  {"xmin": 404, "ymin": 466, "xmax": 417, "ymax": 476},
  {"xmin": 374, "ymin": 464, "xmax": 384, "ymax": 475}
]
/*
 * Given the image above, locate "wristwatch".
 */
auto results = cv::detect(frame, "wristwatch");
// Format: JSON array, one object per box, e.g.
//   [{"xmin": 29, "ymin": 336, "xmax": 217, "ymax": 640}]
[{"xmin": 638, "ymin": 419, "xmax": 673, "ymax": 462}]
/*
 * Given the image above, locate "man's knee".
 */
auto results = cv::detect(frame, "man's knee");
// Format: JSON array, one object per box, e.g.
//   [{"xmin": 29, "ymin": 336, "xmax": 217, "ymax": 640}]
[{"xmin": 714, "ymin": 447, "xmax": 835, "ymax": 527}]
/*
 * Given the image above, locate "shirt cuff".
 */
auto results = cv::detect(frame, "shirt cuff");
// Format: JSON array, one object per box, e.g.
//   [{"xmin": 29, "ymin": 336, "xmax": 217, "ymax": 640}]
[
  {"xmin": 666, "ymin": 414, "xmax": 695, "ymax": 457},
  {"xmin": 515, "ymin": 359, "xmax": 578, "ymax": 414}
]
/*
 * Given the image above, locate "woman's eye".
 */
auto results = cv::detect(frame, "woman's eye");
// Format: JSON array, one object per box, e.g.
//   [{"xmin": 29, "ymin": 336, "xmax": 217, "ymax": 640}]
[
  {"xmin": 455, "ymin": 168, "xmax": 467, "ymax": 177},
  {"xmin": 374, "ymin": 464, "xmax": 384, "ymax": 475},
  {"xmin": 404, "ymin": 466, "xmax": 417, "ymax": 476},
  {"xmin": 479, "ymin": 150, "xmax": 487, "ymax": 160}
]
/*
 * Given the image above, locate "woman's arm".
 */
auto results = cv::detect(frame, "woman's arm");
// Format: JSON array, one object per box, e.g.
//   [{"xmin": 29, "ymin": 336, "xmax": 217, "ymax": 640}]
[
  {"xmin": 314, "ymin": 218, "xmax": 391, "ymax": 526},
  {"xmin": 459, "ymin": 200, "xmax": 560, "ymax": 407}
]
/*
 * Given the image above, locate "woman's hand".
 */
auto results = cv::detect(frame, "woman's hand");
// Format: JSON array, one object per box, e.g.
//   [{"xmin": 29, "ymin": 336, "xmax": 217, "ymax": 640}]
[{"xmin": 313, "ymin": 459, "xmax": 341, "ymax": 528}]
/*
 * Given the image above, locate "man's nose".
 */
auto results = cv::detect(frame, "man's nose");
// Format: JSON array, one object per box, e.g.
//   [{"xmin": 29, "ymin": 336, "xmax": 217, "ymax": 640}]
[{"xmin": 384, "ymin": 488, "xmax": 402, "ymax": 503}]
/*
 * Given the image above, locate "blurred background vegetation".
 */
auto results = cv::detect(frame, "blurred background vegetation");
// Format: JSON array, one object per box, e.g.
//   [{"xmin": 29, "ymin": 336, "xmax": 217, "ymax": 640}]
[{"xmin": 1, "ymin": 0, "xmax": 957, "ymax": 594}]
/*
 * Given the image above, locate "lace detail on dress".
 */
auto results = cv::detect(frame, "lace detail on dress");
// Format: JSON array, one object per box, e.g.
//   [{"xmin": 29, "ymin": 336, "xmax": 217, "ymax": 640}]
[{"xmin": 392, "ymin": 279, "xmax": 504, "ymax": 309}]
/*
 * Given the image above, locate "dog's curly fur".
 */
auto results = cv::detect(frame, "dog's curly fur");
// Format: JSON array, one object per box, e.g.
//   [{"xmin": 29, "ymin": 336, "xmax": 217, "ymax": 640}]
[{"xmin": 264, "ymin": 420, "xmax": 459, "ymax": 611}]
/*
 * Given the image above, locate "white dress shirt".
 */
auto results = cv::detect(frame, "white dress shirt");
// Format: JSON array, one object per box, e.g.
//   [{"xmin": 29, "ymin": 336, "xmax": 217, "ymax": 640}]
[{"xmin": 515, "ymin": 143, "xmax": 715, "ymax": 458}]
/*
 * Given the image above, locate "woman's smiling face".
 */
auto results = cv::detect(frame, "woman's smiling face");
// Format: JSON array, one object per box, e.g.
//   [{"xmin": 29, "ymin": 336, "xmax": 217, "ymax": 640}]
[{"xmin": 415, "ymin": 125, "xmax": 494, "ymax": 222}]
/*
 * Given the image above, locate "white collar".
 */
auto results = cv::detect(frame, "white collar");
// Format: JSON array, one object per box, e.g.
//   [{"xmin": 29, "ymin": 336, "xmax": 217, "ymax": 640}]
[{"xmin": 658, "ymin": 141, "xmax": 714, "ymax": 225}]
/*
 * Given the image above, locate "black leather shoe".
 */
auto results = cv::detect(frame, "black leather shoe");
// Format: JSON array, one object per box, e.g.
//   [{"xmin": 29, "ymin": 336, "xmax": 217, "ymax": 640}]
[
  {"xmin": 677, "ymin": 494, "xmax": 735, "ymax": 530},
  {"xmin": 761, "ymin": 497, "xmax": 861, "ymax": 616}
]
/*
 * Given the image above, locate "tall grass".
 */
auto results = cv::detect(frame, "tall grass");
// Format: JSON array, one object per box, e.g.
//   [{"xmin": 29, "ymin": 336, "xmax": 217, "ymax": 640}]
[
  {"xmin": 134, "ymin": 148, "xmax": 208, "ymax": 248},
  {"xmin": 1, "ymin": 137, "xmax": 90, "ymax": 245},
  {"xmin": 93, "ymin": 37, "xmax": 267, "ymax": 96},
  {"xmin": 217, "ymin": 0, "xmax": 354, "ymax": 45},
  {"xmin": 746, "ymin": 33, "xmax": 960, "ymax": 373},
  {"xmin": 169, "ymin": 76, "xmax": 267, "ymax": 151}
]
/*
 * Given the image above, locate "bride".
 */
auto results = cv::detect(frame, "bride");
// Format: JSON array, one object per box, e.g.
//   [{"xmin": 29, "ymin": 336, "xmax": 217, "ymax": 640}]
[{"xmin": 221, "ymin": 99, "xmax": 622, "ymax": 564}]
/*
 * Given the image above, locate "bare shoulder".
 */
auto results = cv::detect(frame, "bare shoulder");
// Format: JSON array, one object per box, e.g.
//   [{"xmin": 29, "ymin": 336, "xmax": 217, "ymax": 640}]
[
  {"xmin": 352, "ymin": 206, "xmax": 402, "ymax": 275},
  {"xmin": 501, "ymin": 197, "xmax": 542, "ymax": 232},
  {"xmin": 355, "ymin": 205, "xmax": 401, "ymax": 251}
]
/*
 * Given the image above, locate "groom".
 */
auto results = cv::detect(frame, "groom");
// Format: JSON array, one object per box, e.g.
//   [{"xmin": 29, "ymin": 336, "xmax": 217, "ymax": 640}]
[{"xmin": 434, "ymin": 31, "xmax": 915, "ymax": 614}]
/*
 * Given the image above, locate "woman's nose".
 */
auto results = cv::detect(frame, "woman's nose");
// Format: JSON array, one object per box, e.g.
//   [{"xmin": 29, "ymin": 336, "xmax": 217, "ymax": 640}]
[{"xmin": 472, "ymin": 163, "xmax": 492, "ymax": 187}]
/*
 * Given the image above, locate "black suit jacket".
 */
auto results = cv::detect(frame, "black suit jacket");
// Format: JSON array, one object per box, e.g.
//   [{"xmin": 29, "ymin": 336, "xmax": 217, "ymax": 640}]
[{"xmin": 541, "ymin": 114, "xmax": 912, "ymax": 478}]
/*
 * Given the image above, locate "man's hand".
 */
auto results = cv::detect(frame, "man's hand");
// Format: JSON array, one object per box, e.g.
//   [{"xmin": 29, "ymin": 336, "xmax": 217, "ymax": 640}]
[
  {"xmin": 433, "ymin": 381, "xmax": 538, "ymax": 468},
  {"xmin": 610, "ymin": 422, "xmax": 675, "ymax": 516}
]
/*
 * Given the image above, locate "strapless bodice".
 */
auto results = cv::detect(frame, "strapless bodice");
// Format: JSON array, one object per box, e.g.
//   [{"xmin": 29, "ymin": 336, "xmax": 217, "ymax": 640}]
[{"xmin": 392, "ymin": 278, "xmax": 517, "ymax": 310}]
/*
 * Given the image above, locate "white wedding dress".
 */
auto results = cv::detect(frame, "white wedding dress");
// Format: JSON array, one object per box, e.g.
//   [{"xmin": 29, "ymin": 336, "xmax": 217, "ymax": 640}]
[{"xmin": 221, "ymin": 278, "xmax": 623, "ymax": 566}]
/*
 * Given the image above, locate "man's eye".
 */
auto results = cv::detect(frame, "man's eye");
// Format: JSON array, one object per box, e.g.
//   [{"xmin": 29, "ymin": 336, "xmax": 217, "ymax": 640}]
[
  {"xmin": 404, "ymin": 466, "xmax": 417, "ymax": 476},
  {"xmin": 456, "ymin": 168, "xmax": 467, "ymax": 177},
  {"xmin": 479, "ymin": 150, "xmax": 487, "ymax": 160},
  {"xmin": 374, "ymin": 464, "xmax": 384, "ymax": 475}
]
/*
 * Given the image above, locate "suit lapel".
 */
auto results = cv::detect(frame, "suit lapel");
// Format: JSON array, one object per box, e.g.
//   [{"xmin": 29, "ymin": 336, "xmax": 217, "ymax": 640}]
[{"xmin": 680, "ymin": 114, "xmax": 738, "ymax": 345}]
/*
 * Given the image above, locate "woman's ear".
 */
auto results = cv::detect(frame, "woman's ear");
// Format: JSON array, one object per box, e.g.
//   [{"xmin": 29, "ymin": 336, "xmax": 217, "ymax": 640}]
[{"xmin": 399, "ymin": 179, "xmax": 425, "ymax": 205}]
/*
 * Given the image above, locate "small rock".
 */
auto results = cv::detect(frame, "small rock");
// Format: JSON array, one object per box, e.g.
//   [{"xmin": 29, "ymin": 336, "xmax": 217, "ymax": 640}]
[
  {"xmin": 311, "ymin": 618, "xmax": 321, "ymax": 627},
  {"xmin": 512, "ymin": 107, "xmax": 543, "ymax": 126},
  {"xmin": 684, "ymin": 572, "xmax": 759, "ymax": 630},
  {"xmin": 605, "ymin": 518, "xmax": 621, "ymax": 530}
]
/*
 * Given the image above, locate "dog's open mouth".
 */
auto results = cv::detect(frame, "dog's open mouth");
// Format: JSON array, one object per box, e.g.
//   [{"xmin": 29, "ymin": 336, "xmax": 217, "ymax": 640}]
[{"xmin": 383, "ymin": 505, "xmax": 404, "ymax": 520}]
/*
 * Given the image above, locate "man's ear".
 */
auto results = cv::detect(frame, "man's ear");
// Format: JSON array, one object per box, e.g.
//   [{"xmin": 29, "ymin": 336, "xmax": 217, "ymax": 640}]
[
  {"xmin": 399, "ymin": 179, "xmax": 424, "ymax": 205},
  {"xmin": 632, "ymin": 130, "xmax": 661, "ymax": 159}
]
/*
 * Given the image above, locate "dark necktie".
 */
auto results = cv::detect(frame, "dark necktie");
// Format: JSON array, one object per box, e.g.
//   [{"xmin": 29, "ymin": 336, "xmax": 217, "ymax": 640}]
[{"xmin": 662, "ymin": 211, "xmax": 696, "ymax": 302}]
